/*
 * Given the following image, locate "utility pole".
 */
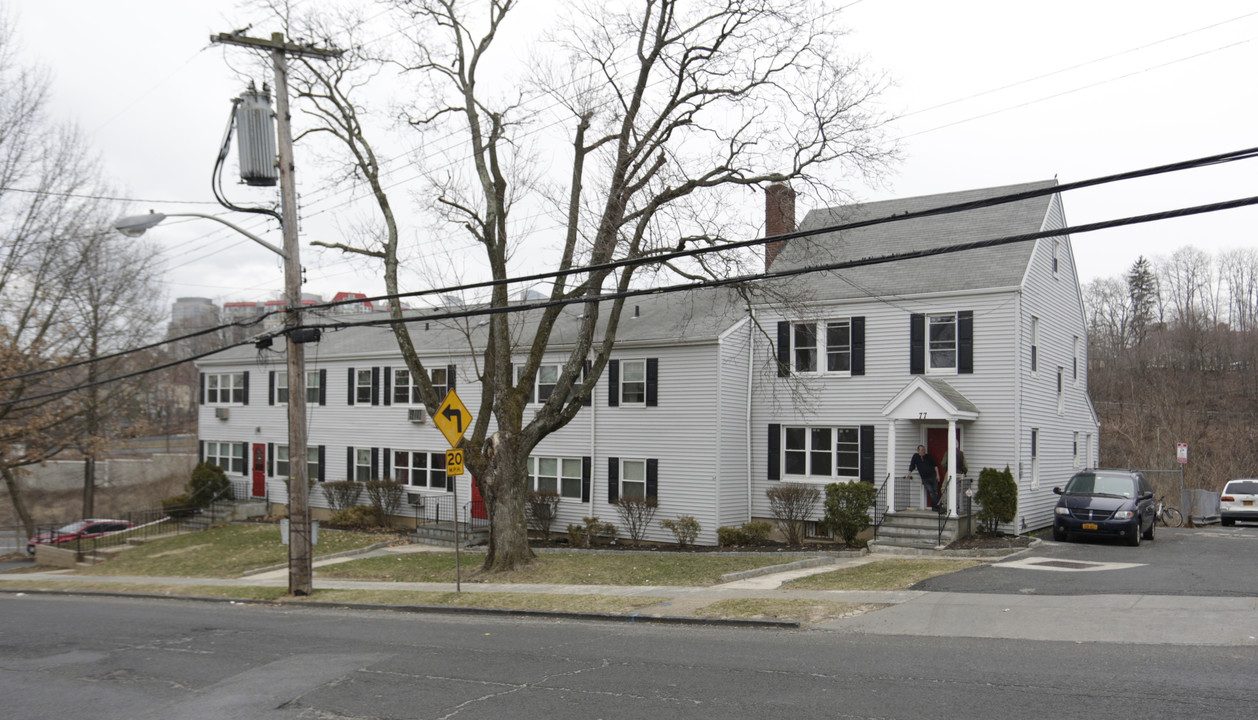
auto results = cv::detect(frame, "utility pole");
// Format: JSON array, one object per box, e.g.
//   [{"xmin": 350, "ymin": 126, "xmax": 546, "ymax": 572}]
[{"xmin": 211, "ymin": 31, "xmax": 341, "ymax": 596}]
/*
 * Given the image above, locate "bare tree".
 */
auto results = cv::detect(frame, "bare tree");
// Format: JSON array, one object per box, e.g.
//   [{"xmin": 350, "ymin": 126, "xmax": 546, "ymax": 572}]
[{"xmin": 271, "ymin": 0, "xmax": 891, "ymax": 571}]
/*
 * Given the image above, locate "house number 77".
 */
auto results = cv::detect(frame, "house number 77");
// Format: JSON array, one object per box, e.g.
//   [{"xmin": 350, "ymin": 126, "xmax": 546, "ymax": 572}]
[{"xmin": 918, "ymin": 412, "xmax": 928, "ymax": 419}]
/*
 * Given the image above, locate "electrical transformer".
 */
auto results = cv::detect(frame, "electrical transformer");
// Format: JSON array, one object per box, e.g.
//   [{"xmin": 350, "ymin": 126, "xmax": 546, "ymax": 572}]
[{"xmin": 235, "ymin": 85, "xmax": 279, "ymax": 187}]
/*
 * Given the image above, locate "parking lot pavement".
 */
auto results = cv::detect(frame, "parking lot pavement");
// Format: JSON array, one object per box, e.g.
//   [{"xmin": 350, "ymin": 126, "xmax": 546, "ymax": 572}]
[{"xmin": 913, "ymin": 524, "xmax": 1258, "ymax": 597}]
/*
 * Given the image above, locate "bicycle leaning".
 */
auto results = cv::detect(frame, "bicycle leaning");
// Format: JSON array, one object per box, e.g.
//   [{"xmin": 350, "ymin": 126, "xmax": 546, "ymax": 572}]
[{"xmin": 1155, "ymin": 495, "xmax": 1184, "ymax": 527}]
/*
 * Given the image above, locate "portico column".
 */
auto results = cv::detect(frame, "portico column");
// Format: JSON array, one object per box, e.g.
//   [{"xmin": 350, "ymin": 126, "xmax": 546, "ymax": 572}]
[
  {"xmin": 886, "ymin": 420, "xmax": 897, "ymax": 512},
  {"xmin": 947, "ymin": 418, "xmax": 958, "ymax": 518}
]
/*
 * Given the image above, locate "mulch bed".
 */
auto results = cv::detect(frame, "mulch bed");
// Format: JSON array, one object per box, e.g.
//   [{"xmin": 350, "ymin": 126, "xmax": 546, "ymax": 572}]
[
  {"xmin": 528, "ymin": 537, "xmax": 855, "ymax": 553},
  {"xmin": 946, "ymin": 532, "xmax": 1034, "ymax": 551}
]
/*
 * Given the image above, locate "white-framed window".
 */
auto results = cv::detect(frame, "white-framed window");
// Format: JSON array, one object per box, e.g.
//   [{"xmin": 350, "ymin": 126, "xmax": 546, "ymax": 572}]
[
  {"xmin": 1086, "ymin": 433, "xmax": 1093, "ymax": 469},
  {"xmin": 1030, "ymin": 317, "xmax": 1039, "ymax": 374},
  {"xmin": 790, "ymin": 320, "xmax": 852, "ymax": 373},
  {"xmin": 206, "ymin": 373, "xmax": 245, "ymax": 404},
  {"xmin": 620, "ymin": 359, "xmax": 647, "ymax": 405},
  {"xmin": 1073, "ymin": 336, "xmax": 1080, "ymax": 385},
  {"xmin": 276, "ymin": 371, "xmax": 321, "ymax": 404},
  {"xmin": 1030, "ymin": 428, "xmax": 1039, "ymax": 490},
  {"xmin": 782, "ymin": 426, "xmax": 860, "ymax": 480},
  {"xmin": 1073, "ymin": 432, "xmax": 1080, "ymax": 470},
  {"xmin": 516, "ymin": 363, "xmax": 563, "ymax": 403},
  {"xmin": 1057, "ymin": 367, "xmax": 1065, "ymax": 415},
  {"xmin": 928, "ymin": 314, "xmax": 957, "ymax": 372},
  {"xmin": 275, "ymin": 444, "xmax": 319, "ymax": 480},
  {"xmin": 620, "ymin": 459, "xmax": 647, "ymax": 499},
  {"xmin": 393, "ymin": 451, "xmax": 446, "ymax": 489},
  {"xmin": 353, "ymin": 448, "xmax": 372, "ymax": 482},
  {"xmin": 1051, "ymin": 238, "xmax": 1060, "ymax": 276},
  {"xmin": 529, "ymin": 457, "xmax": 583, "ymax": 499},
  {"xmin": 394, "ymin": 367, "xmax": 450, "ymax": 405},
  {"xmin": 205, "ymin": 441, "xmax": 245, "ymax": 475},
  {"xmin": 355, "ymin": 369, "xmax": 373, "ymax": 404}
]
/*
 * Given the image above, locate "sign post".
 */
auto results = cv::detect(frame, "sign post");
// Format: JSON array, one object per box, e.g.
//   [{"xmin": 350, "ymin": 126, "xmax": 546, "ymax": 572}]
[{"xmin": 435, "ymin": 390, "xmax": 471, "ymax": 593}]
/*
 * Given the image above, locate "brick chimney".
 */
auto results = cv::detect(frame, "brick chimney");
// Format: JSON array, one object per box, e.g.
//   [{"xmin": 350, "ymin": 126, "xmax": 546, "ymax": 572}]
[{"xmin": 764, "ymin": 182, "xmax": 795, "ymax": 270}]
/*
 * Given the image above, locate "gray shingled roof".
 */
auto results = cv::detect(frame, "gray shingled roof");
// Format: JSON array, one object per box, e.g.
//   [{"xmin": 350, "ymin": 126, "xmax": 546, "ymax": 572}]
[
  {"xmin": 767, "ymin": 180, "xmax": 1059, "ymax": 300},
  {"xmin": 922, "ymin": 377, "xmax": 979, "ymax": 415},
  {"xmin": 198, "ymin": 285, "xmax": 747, "ymax": 365}
]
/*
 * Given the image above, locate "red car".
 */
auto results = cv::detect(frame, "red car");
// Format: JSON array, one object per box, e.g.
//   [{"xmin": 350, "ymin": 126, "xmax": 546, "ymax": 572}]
[{"xmin": 26, "ymin": 519, "xmax": 134, "ymax": 554}]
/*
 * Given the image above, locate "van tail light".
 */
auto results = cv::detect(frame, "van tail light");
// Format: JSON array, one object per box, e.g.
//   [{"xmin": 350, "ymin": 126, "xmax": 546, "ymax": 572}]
[{"xmin": 1221, "ymin": 496, "xmax": 1235, "ymax": 502}]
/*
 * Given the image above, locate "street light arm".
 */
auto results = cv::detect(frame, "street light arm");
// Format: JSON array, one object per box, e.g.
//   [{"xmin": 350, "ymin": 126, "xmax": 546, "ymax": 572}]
[{"xmin": 162, "ymin": 212, "xmax": 290, "ymax": 259}]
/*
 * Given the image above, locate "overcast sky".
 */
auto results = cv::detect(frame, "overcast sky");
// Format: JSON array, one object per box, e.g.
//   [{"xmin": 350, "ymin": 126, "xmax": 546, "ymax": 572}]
[{"xmin": 12, "ymin": 1, "xmax": 1258, "ymax": 312}]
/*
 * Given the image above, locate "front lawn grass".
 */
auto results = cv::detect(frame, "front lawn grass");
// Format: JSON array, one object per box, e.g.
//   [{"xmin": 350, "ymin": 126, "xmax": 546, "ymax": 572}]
[
  {"xmin": 693, "ymin": 598, "xmax": 883, "ymax": 624},
  {"xmin": 318, "ymin": 552, "xmax": 790, "ymax": 586},
  {"xmin": 80, "ymin": 524, "xmax": 391, "ymax": 577},
  {"xmin": 784, "ymin": 558, "xmax": 979, "ymax": 591}
]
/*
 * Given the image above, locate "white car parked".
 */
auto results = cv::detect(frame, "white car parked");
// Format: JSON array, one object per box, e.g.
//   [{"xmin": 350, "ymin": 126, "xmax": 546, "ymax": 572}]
[{"xmin": 1220, "ymin": 479, "xmax": 1258, "ymax": 526}]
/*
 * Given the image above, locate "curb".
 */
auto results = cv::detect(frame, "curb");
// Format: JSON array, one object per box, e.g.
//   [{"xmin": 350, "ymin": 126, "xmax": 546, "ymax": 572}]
[
  {"xmin": 867, "ymin": 537, "xmax": 1040, "ymax": 558},
  {"xmin": 717, "ymin": 556, "xmax": 847, "ymax": 583},
  {"xmin": 0, "ymin": 587, "xmax": 799, "ymax": 629},
  {"xmin": 239, "ymin": 540, "xmax": 401, "ymax": 576}
]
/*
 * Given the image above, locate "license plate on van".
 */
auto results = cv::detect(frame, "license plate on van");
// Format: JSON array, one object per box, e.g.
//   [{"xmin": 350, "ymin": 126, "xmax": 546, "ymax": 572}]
[{"xmin": 1082, "ymin": 523, "xmax": 1098, "ymax": 530}]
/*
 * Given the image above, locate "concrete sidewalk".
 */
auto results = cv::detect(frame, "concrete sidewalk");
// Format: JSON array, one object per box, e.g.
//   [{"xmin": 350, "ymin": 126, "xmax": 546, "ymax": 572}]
[{"xmin": 4, "ymin": 547, "xmax": 1256, "ymax": 645}]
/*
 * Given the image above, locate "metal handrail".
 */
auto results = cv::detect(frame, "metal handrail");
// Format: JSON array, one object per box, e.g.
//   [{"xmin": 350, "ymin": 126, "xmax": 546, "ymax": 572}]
[
  {"xmin": 871, "ymin": 473, "xmax": 892, "ymax": 540},
  {"xmin": 937, "ymin": 475, "xmax": 953, "ymax": 545}
]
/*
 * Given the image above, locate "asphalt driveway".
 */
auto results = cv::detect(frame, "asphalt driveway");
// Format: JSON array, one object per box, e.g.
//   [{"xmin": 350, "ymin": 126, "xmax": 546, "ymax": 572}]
[{"xmin": 916, "ymin": 524, "xmax": 1258, "ymax": 597}]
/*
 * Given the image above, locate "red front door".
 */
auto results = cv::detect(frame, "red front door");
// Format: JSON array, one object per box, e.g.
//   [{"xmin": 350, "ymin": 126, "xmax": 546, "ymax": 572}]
[
  {"xmin": 470, "ymin": 477, "xmax": 488, "ymax": 520},
  {"xmin": 252, "ymin": 444, "xmax": 267, "ymax": 497}
]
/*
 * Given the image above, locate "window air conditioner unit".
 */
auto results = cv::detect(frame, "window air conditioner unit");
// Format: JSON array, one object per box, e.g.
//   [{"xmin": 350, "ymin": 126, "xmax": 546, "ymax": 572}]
[
  {"xmin": 214, "ymin": 407, "xmax": 230, "ymax": 420},
  {"xmin": 408, "ymin": 407, "xmax": 427, "ymax": 424}
]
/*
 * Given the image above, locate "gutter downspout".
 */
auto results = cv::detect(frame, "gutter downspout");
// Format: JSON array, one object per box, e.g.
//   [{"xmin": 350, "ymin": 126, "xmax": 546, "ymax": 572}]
[{"xmin": 747, "ymin": 308, "xmax": 755, "ymax": 523}]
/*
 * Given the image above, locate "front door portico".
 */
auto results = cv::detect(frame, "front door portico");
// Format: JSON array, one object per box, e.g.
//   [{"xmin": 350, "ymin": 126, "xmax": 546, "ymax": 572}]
[{"xmin": 881, "ymin": 377, "xmax": 979, "ymax": 517}]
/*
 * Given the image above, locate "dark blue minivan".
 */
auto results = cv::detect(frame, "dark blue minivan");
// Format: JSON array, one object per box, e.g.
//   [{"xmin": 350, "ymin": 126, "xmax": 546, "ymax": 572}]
[{"xmin": 1053, "ymin": 469, "xmax": 1156, "ymax": 546}]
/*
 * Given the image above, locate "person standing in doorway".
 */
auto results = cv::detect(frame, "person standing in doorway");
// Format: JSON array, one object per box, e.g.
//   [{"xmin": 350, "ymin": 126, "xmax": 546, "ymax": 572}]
[{"xmin": 906, "ymin": 445, "xmax": 941, "ymax": 512}]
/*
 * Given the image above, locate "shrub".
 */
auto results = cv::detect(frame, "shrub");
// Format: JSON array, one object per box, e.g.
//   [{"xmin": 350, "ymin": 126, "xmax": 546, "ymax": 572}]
[
  {"xmin": 567, "ymin": 516, "xmax": 616, "ymax": 547},
  {"xmin": 660, "ymin": 515, "xmax": 701, "ymax": 547},
  {"xmin": 766, "ymin": 483, "xmax": 820, "ymax": 545},
  {"xmin": 322, "ymin": 481, "xmax": 364, "ymax": 512},
  {"xmin": 613, "ymin": 496, "xmax": 659, "ymax": 546},
  {"xmin": 188, "ymin": 462, "xmax": 231, "ymax": 506},
  {"xmin": 716, "ymin": 520, "xmax": 773, "ymax": 547},
  {"xmin": 975, "ymin": 466, "xmax": 1018, "ymax": 533},
  {"xmin": 363, "ymin": 479, "xmax": 405, "ymax": 526},
  {"xmin": 329, "ymin": 505, "xmax": 376, "ymax": 530},
  {"xmin": 161, "ymin": 494, "xmax": 197, "ymax": 519},
  {"xmin": 822, "ymin": 481, "xmax": 879, "ymax": 547},
  {"xmin": 527, "ymin": 490, "xmax": 562, "ymax": 538}
]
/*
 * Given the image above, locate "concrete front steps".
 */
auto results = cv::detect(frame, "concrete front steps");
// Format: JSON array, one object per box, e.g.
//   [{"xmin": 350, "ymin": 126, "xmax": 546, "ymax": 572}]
[
  {"xmin": 408, "ymin": 522, "xmax": 489, "ymax": 548},
  {"xmin": 869, "ymin": 510, "xmax": 966, "ymax": 551}
]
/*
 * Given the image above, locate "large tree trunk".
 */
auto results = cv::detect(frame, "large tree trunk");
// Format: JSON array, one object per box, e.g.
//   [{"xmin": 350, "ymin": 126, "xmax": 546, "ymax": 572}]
[
  {"xmin": 2, "ymin": 467, "xmax": 36, "ymax": 539},
  {"xmin": 480, "ymin": 437, "xmax": 534, "ymax": 573}
]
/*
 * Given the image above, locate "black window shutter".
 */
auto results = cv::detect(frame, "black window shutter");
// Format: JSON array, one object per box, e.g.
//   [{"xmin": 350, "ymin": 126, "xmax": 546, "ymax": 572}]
[
  {"xmin": 581, "ymin": 360, "xmax": 592, "ymax": 407},
  {"xmin": 370, "ymin": 367, "xmax": 380, "ymax": 406},
  {"xmin": 608, "ymin": 360, "xmax": 620, "ymax": 406},
  {"xmin": 317, "ymin": 445, "xmax": 325, "ymax": 482},
  {"xmin": 241, "ymin": 371, "xmax": 250, "ymax": 405},
  {"xmin": 199, "ymin": 373, "xmax": 205, "ymax": 405},
  {"xmin": 607, "ymin": 457, "xmax": 620, "ymax": 503},
  {"xmin": 371, "ymin": 447, "xmax": 379, "ymax": 480},
  {"xmin": 958, "ymin": 310, "xmax": 974, "ymax": 374},
  {"xmin": 777, "ymin": 321, "xmax": 790, "ymax": 377},
  {"xmin": 646, "ymin": 358, "xmax": 658, "ymax": 406},
  {"xmin": 267, "ymin": 443, "xmax": 275, "ymax": 476},
  {"xmin": 383, "ymin": 448, "xmax": 391, "ymax": 479},
  {"xmin": 347, "ymin": 367, "xmax": 355, "ymax": 406},
  {"xmin": 199, "ymin": 440, "xmax": 205, "ymax": 463},
  {"xmin": 318, "ymin": 369, "xmax": 327, "ymax": 406},
  {"xmin": 859, "ymin": 425, "xmax": 875, "ymax": 484},
  {"xmin": 646, "ymin": 458, "xmax": 658, "ymax": 499},
  {"xmin": 268, "ymin": 371, "xmax": 276, "ymax": 405},
  {"xmin": 347, "ymin": 446, "xmax": 354, "ymax": 481},
  {"xmin": 910, "ymin": 313, "xmax": 925, "ymax": 375},
  {"xmin": 447, "ymin": 364, "xmax": 457, "ymax": 391},
  {"xmin": 768, "ymin": 424, "xmax": 781, "ymax": 480},
  {"xmin": 581, "ymin": 456, "xmax": 591, "ymax": 502},
  {"xmin": 851, "ymin": 316, "xmax": 866, "ymax": 376},
  {"xmin": 446, "ymin": 462, "xmax": 455, "ymax": 491},
  {"xmin": 383, "ymin": 367, "xmax": 391, "ymax": 406}
]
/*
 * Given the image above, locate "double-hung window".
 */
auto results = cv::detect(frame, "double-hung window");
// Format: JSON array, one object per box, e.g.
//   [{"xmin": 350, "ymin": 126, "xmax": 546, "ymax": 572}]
[
  {"xmin": 529, "ymin": 457, "xmax": 583, "ymax": 499},
  {"xmin": 788, "ymin": 320, "xmax": 852, "ymax": 373},
  {"xmin": 928, "ymin": 314, "xmax": 957, "ymax": 372},
  {"xmin": 393, "ymin": 451, "xmax": 446, "ymax": 489},
  {"xmin": 275, "ymin": 371, "xmax": 321, "ymax": 404},
  {"xmin": 1030, "ymin": 428, "xmax": 1040, "ymax": 489},
  {"xmin": 394, "ymin": 367, "xmax": 452, "ymax": 405},
  {"xmin": 620, "ymin": 459, "xmax": 647, "ymax": 499},
  {"xmin": 825, "ymin": 320, "xmax": 852, "ymax": 372},
  {"xmin": 205, "ymin": 441, "xmax": 245, "ymax": 474},
  {"xmin": 792, "ymin": 324, "xmax": 817, "ymax": 372},
  {"xmin": 620, "ymin": 360, "xmax": 647, "ymax": 404},
  {"xmin": 783, "ymin": 426, "xmax": 859, "ymax": 480},
  {"xmin": 275, "ymin": 445, "xmax": 319, "ymax": 480},
  {"xmin": 206, "ymin": 373, "xmax": 245, "ymax": 404},
  {"xmin": 355, "ymin": 369, "xmax": 373, "ymax": 404},
  {"xmin": 516, "ymin": 363, "xmax": 564, "ymax": 403},
  {"xmin": 430, "ymin": 367, "xmax": 450, "ymax": 399}
]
